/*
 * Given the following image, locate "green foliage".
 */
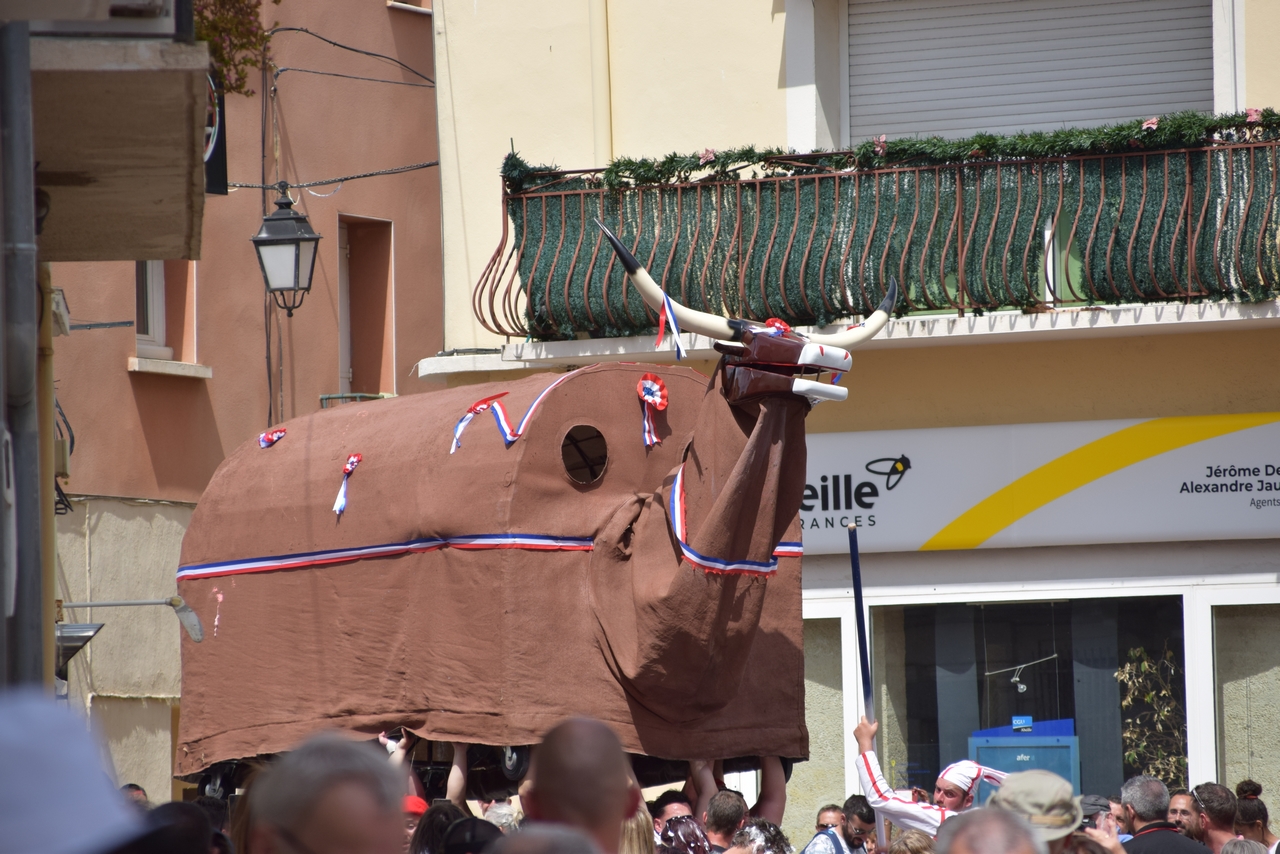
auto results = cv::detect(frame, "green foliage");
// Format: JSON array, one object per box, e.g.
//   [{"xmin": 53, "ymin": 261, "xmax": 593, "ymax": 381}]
[
  {"xmin": 500, "ymin": 152, "xmax": 562, "ymax": 193},
  {"xmin": 195, "ymin": 0, "xmax": 282, "ymax": 96},
  {"xmin": 1116, "ymin": 645, "xmax": 1188, "ymax": 789},
  {"xmin": 502, "ymin": 110, "xmax": 1280, "ymax": 189}
]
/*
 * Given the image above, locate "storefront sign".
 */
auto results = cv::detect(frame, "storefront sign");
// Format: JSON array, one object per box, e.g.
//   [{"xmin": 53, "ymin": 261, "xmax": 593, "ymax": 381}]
[{"xmin": 801, "ymin": 412, "xmax": 1280, "ymax": 553}]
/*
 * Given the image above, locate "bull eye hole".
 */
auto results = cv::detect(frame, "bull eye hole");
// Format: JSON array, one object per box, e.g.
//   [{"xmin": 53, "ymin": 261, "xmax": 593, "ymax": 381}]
[{"xmin": 561, "ymin": 425, "xmax": 608, "ymax": 484}]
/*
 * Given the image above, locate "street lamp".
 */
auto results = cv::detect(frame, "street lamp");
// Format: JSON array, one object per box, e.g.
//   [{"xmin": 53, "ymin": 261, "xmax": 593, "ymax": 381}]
[{"xmin": 252, "ymin": 184, "xmax": 321, "ymax": 317}]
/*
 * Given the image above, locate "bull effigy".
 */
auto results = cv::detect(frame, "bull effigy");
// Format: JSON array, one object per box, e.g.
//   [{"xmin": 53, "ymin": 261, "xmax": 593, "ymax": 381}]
[{"xmin": 174, "ymin": 223, "xmax": 896, "ymax": 784}]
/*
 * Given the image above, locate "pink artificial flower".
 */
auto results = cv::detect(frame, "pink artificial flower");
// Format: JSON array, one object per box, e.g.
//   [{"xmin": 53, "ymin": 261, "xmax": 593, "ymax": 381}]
[
  {"xmin": 873, "ymin": 135, "xmax": 888, "ymax": 156},
  {"xmin": 1142, "ymin": 117, "xmax": 1159, "ymax": 131},
  {"xmin": 699, "ymin": 148, "xmax": 717, "ymax": 165},
  {"xmin": 1247, "ymin": 108, "xmax": 1262, "ymax": 124}
]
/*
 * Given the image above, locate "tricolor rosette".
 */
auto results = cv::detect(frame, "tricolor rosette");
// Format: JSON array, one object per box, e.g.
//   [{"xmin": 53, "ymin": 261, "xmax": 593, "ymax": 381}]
[
  {"xmin": 333, "ymin": 453, "xmax": 362, "ymax": 515},
  {"xmin": 637, "ymin": 373, "xmax": 668, "ymax": 447}
]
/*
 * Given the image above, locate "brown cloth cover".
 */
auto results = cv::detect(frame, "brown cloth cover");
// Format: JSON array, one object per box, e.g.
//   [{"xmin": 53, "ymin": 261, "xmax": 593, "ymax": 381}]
[{"xmin": 176, "ymin": 362, "xmax": 809, "ymax": 776}]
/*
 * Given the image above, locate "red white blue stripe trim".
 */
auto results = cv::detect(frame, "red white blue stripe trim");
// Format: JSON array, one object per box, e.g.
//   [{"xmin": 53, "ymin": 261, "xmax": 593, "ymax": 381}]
[
  {"xmin": 450, "ymin": 393, "xmax": 508, "ymax": 454},
  {"xmin": 453, "ymin": 370, "xmax": 584, "ymax": 453},
  {"xmin": 654, "ymin": 293, "xmax": 686, "ymax": 360},
  {"xmin": 176, "ymin": 533, "xmax": 596, "ymax": 581},
  {"xmin": 641, "ymin": 405, "xmax": 659, "ymax": 447},
  {"xmin": 668, "ymin": 464, "xmax": 802, "ymax": 575},
  {"xmin": 444, "ymin": 534, "xmax": 595, "ymax": 551}
]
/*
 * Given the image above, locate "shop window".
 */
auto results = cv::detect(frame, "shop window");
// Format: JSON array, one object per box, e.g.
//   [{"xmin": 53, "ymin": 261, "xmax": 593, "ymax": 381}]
[
  {"xmin": 1213, "ymin": 605, "xmax": 1280, "ymax": 796},
  {"xmin": 871, "ymin": 597, "xmax": 1185, "ymax": 797}
]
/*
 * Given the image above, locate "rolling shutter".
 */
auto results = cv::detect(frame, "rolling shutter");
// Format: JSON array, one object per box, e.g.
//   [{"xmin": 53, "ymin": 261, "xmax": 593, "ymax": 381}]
[{"xmin": 848, "ymin": 0, "xmax": 1213, "ymax": 140}]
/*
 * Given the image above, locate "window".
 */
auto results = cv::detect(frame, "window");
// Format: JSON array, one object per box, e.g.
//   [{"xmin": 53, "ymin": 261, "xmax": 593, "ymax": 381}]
[
  {"xmin": 871, "ymin": 597, "xmax": 1187, "ymax": 796},
  {"xmin": 337, "ymin": 218, "xmax": 394, "ymax": 397},
  {"xmin": 135, "ymin": 260, "xmax": 172, "ymax": 360},
  {"xmin": 847, "ymin": 0, "xmax": 1213, "ymax": 141}
]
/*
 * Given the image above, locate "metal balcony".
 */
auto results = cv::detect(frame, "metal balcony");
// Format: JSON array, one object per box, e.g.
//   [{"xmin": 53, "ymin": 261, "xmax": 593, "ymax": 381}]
[{"xmin": 474, "ymin": 141, "xmax": 1280, "ymax": 340}]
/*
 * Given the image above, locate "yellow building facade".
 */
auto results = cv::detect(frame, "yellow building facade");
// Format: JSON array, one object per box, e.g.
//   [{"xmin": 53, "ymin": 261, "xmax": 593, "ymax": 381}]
[{"xmin": 425, "ymin": 0, "xmax": 1280, "ymax": 844}]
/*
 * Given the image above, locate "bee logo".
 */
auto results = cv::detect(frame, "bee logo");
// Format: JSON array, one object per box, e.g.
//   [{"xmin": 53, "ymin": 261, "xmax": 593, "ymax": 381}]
[{"xmin": 865, "ymin": 455, "xmax": 911, "ymax": 491}]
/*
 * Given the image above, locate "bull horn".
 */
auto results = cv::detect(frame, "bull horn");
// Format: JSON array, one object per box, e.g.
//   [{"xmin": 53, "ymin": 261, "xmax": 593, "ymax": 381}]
[
  {"xmin": 803, "ymin": 278, "xmax": 899, "ymax": 349},
  {"xmin": 594, "ymin": 219, "xmax": 743, "ymax": 341}
]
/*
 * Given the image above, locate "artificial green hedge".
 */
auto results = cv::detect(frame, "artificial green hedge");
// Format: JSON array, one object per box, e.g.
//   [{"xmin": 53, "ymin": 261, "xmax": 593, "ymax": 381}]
[{"xmin": 493, "ymin": 111, "xmax": 1280, "ymax": 340}]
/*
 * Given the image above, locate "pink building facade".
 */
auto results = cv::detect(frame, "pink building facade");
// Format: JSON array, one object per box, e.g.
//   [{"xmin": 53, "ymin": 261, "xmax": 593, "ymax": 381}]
[{"xmin": 51, "ymin": 0, "xmax": 442, "ymax": 799}]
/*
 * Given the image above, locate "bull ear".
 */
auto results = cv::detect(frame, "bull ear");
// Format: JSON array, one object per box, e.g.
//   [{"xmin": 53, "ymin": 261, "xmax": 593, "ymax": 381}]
[
  {"xmin": 594, "ymin": 219, "xmax": 741, "ymax": 341},
  {"xmin": 805, "ymin": 278, "xmax": 897, "ymax": 349}
]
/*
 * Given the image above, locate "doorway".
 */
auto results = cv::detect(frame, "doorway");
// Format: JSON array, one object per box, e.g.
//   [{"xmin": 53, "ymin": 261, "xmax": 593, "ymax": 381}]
[{"xmin": 336, "ymin": 217, "xmax": 393, "ymax": 397}]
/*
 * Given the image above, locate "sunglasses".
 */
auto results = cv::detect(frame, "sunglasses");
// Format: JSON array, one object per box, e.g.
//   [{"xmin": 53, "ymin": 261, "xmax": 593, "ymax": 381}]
[{"xmin": 818, "ymin": 824, "xmax": 841, "ymax": 830}]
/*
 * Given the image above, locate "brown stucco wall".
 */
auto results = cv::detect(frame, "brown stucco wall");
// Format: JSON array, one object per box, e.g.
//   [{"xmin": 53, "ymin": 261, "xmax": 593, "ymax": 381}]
[
  {"xmin": 51, "ymin": 0, "xmax": 443, "ymax": 505},
  {"xmin": 49, "ymin": 0, "xmax": 444, "ymax": 799}
]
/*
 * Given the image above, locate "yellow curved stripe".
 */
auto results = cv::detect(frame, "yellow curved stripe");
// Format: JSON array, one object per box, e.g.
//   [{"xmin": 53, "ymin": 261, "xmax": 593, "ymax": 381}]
[{"xmin": 921, "ymin": 412, "xmax": 1280, "ymax": 551}]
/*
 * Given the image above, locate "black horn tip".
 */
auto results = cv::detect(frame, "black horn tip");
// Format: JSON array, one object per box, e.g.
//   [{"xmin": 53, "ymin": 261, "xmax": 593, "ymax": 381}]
[
  {"xmin": 593, "ymin": 218, "xmax": 641, "ymax": 275},
  {"xmin": 877, "ymin": 278, "xmax": 900, "ymax": 315}
]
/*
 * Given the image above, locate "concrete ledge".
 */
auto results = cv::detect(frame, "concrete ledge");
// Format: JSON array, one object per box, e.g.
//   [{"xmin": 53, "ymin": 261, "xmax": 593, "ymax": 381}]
[
  {"xmin": 387, "ymin": 1, "xmax": 432, "ymax": 14},
  {"xmin": 418, "ymin": 299, "xmax": 1280, "ymax": 376},
  {"xmin": 31, "ymin": 38, "xmax": 209, "ymax": 72},
  {"xmin": 416, "ymin": 352, "xmax": 535, "ymax": 376},
  {"xmin": 856, "ymin": 298, "xmax": 1280, "ymax": 350},
  {"xmin": 505, "ymin": 334, "xmax": 721, "ymax": 366},
  {"xmin": 127, "ymin": 358, "xmax": 212, "ymax": 379}
]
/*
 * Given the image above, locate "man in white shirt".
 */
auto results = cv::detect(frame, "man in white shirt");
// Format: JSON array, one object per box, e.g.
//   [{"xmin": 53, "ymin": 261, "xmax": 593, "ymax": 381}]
[{"xmin": 853, "ymin": 717, "xmax": 1007, "ymax": 836}]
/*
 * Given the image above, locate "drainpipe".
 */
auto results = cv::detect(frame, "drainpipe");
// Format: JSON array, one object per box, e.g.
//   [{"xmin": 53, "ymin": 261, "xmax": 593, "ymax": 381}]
[
  {"xmin": 37, "ymin": 260, "xmax": 54, "ymax": 686},
  {"xmin": 587, "ymin": 0, "xmax": 613, "ymax": 167},
  {"xmin": 0, "ymin": 21, "xmax": 46, "ymax": 685}
]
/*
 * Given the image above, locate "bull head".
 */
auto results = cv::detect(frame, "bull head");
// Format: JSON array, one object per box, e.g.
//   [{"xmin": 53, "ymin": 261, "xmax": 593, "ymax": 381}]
[{"xmin": 594, "ymin": 219, "xmax": 898, "ymax": 402}]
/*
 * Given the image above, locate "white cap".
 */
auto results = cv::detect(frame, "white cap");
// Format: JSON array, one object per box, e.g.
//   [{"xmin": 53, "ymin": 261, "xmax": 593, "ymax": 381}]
[
  {"xmin": 939, "ymin": 759, "xmax": 1009, "ymax": 795},
  {"xmin": 0, "ymin": 689, "xmax": 146, "ymax": 854}
]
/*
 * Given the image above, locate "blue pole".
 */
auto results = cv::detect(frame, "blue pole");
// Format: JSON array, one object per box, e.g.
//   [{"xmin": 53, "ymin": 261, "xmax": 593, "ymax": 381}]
[
  {"xmin": 847, "ymin": 524, "xmax": 874, "ymax": 724},
  {"xmin": 849, "ymin": 523, "xmax": 887, "ymax": 843}
]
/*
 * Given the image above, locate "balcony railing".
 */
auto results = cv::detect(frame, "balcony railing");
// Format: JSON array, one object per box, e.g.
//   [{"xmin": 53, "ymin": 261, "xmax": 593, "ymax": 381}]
[{"xmin": 474, "ymin": 141, "xmax": 1280, "ymax": 341}]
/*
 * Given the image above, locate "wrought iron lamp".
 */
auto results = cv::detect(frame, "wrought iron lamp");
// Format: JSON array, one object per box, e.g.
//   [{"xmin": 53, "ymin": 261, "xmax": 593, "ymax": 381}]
[{"xmin": 251, "ymin": 183, "xmax": 321, "ymax": 316}]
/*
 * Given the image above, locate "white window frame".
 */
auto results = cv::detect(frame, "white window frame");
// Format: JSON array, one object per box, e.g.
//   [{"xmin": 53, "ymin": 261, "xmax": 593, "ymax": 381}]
[
  {"xmin": 136, "ymin": 260, "xmax": 172, "ymax": 360},
  {"xmin": 800, "ymin": 550, "xmax": 1280, "ymax": 797}
]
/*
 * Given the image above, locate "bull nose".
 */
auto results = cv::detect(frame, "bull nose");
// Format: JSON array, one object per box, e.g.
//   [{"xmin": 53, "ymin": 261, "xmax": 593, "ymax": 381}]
[{"xmin": 796, "ymin": 343, "xmax": 851, "ymax": 372}]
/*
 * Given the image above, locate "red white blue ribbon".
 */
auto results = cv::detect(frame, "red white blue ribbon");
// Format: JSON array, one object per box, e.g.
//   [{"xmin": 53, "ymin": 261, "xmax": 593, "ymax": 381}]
[
  {"xmin": 175, "ymin": 529, "xmax": 796, "ymax": 581},
  {"xmin": 668, "ymin": 463, "xmax": 803, "ymax": 575},
  {"xmin": 259, "ymin": 428, "xmax": 287, "ymax": 448},
  {"xmin": 654, "ymin": 292, "xmax": 686, "ymax": 360},
  {"xmin": 450, "ymin": 393, "xmax": 508, "ymax": 454},
  {"xmin": 333, "ymin": 453, "xmax": 361, "ymax": 515},
  {"xmin": 636, "ymin": 373, "xmax": 668, "ymax": 447},
  {"xmin": 451, "ymin": 369, "xmax": 582, "ymax": 453},
  {"xmin": 176, "ymin": 533, "xmax": 596, "ymax": 580}
]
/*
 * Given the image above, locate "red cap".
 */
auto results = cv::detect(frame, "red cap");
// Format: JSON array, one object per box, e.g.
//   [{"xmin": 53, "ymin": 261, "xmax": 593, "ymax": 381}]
[{"xmin": 404, "ymin": 796, "xmax": 428, "ymax": 816}]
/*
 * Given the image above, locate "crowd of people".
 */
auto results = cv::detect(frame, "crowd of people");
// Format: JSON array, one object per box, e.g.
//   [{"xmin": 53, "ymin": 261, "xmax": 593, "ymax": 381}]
[
  {"xmin": 4, "ymin": 689, "xmax": 1277, "ymax": 854},
  {"xmin": 822, "ymin": 716, "xmax": 1280, "ymax": 854}
]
